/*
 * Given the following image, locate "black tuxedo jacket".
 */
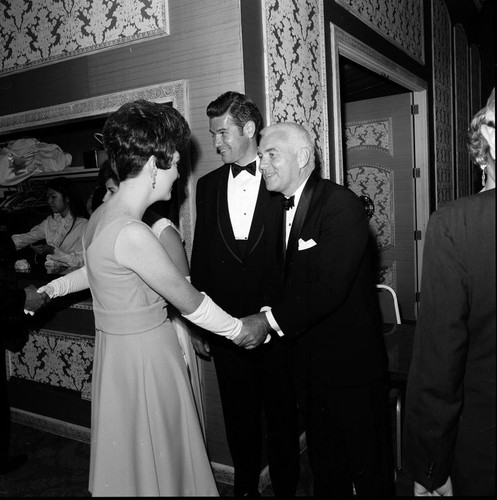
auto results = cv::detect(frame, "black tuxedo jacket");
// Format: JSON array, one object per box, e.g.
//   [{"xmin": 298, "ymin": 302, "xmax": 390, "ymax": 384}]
[
  {"xmin": 263, "ymin": 173, "xmax": 387, "ymax": 387},
  {"xmin": 191, "ymin": 164, "xmax": 275, "ymax": 323}
]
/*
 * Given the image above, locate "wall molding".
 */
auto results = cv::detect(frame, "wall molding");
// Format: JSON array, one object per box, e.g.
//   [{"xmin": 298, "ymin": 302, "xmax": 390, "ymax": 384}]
[{"xmin": 0, "ymin": 80, "xmax": 187, "ymax": 134}]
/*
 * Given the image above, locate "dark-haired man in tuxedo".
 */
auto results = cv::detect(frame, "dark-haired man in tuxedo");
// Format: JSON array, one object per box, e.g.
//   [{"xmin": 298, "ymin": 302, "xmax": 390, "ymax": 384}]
[{"xmin": 190, "ymin": 92, "xmax": 300, "ymax": 497}]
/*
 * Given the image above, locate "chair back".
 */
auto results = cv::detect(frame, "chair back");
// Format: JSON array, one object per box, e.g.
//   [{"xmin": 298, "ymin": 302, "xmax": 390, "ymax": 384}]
[{"xmin": 376, "ymin": 284, "xmax": 401, "ymax": 325}]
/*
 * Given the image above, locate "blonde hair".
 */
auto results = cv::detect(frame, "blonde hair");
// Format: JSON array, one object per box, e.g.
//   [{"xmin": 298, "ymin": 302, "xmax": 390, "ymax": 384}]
[{"xmin": 468, "ymin": 88, "xmax": 495, "ymax": 165}]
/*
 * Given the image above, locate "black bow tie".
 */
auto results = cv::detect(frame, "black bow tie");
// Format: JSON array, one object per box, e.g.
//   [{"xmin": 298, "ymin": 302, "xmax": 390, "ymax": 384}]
[
  {"xmin": 232, "ymin": 161, "xmax": 256, "ymax": 177},
  {"xmin": 282, "ymin": 195, "xmax": 295, "ymax": 210}
]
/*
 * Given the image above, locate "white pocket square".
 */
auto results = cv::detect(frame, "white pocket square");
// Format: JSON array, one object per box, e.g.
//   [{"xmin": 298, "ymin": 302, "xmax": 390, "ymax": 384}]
[{"xmin": 298, "ymin": 238, "xmax": 317, "ymax": 251}]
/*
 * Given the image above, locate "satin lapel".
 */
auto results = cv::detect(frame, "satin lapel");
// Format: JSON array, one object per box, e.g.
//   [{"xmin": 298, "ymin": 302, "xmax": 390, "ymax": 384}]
[
  {"xmin": 245, "ymin": 178, "xmax": 271, "ymax": 257},
  {"xmin": 216, "ymin": 166, "xmax": 242, "ymax": 264},
  {"xmin": 285, "ymin": 176, "xmax": 317, "ymax": 272}
]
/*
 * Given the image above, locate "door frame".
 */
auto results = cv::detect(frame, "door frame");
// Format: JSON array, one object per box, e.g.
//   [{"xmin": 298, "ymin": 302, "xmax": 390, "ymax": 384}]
[{"xmin": 329, "ymin": 23, "xmax": 430, "ymax": 309}]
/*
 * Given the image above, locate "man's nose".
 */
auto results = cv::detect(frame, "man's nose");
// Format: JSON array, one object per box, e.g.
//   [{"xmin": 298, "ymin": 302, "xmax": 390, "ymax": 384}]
[{"xmin": 214, "ymin": 134, "xmax": 222, "ymax": 148}]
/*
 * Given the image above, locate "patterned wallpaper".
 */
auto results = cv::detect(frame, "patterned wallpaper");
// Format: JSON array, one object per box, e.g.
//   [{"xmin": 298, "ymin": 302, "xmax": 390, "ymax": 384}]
[
  {"xmin": 263, "ymin": 0, "xmax": 329, "ymax": 175},
  {"xmin": 0, "ymin": 0, "xmax": 169, "ymax": 76},
  {"xmin": 453, "ymin": 24, "xmax": 470, "ymax": 199},
  {"xmin": 335, "ymin": 0, "xmax": 424, "ymax": 64},
  {"xmin": 345, "ymin": 118, "xmax": 393, "ymax": 156},
  {"xmin": 347, "ymin": 164, "xmax": 394, "ymax": 251},
  {"xmin": 7, "ymin": 329, "xmax": 94, "ymax": 401},
  {"xmin": 431, "ymin": 0, "xmax": 454, "ymax": 207}
]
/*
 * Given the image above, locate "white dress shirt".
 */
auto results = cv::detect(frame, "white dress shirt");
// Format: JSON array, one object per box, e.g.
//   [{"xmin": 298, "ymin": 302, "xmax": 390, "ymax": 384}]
[
  {"xmin": 264, "ymin": 176, "xmax": 312, "ymax": 341},
  {"xmin": 227, "ymin": 157, "xmax": 261, "ymax": 240}
]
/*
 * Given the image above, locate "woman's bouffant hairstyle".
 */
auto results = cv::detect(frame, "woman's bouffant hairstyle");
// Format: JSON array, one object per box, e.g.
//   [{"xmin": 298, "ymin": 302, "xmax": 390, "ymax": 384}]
[
  {"xmin": 102, "ymin": 99, "xmax": 191, "ymax": 182},
  {"xmin": 467, "ymin": 87, "xmax": 495, "ymax": 166},
  {"xmin": 98, "ymin": 159, "xmax": 119, "ymax": 187},
  {"xmin": 206, "ymin": 91, "xmax": 263, "ymax": 139},
  {"xmin": 46, "ymin": 176, "xmax": 88, "ymax": 219}
]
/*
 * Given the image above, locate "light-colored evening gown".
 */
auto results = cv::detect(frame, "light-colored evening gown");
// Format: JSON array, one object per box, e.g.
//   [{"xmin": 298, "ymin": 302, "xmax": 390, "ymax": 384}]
[{"xmin": 84, "ymin": 214, "xmax": 218, "ymax": 497}]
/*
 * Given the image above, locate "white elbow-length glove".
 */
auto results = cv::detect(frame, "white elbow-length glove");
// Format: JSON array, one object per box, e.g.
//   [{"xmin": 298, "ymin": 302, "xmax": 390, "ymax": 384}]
[
  {"xmin": 182, "ymin": 292, "xmax": 241, "ymax": 340},
  {"xmin": 37, "ymin": 266, "xmax": 89, "ymax": 299}
]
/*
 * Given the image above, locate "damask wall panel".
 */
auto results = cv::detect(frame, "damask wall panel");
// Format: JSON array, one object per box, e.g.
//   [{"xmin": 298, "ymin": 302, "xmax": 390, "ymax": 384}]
[
  {"xmin": 346, "ymin": 164, "xmax": 395, "ymax": 252},
  {"xmin": 0, "ymin": 0, "xmax": 169, "ymax": 76},
  {"xmin": 345, "ymin": 118, "xmax": 393, "ymax": 156},
  {"xmin": 335, "ymin": 0, "xmax": 424, "ymax": 64},
  {"xmin": 453, "ymin": 24, "xmax": 470, "ymax": 199},
  {"xmin": 263, "ymin": 0, "xmax": 329, "ymax": 174},
  {"xmin": 431, "ymin": 0, "xmax": 454, "ymax": 207},
  {"xmin": 7, "ymin": 330, "xmax": 94, "ymax": 401}
]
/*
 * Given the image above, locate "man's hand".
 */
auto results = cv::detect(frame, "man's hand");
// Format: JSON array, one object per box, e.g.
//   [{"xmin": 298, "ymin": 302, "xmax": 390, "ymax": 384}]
[
  {"xmin": 414, "ymin": 477, "xmax": 453, "ymax": 496},
  {"xmin": 190, "ymin": 331, "xmax": 211, "ymax": 359},
  {"xmin": 24, "ymin": 285, "xmax": 50, "ymax": 312},
  {"xmin": 233, "ymin": 313, "xmax": 271, "ymax": 349}
]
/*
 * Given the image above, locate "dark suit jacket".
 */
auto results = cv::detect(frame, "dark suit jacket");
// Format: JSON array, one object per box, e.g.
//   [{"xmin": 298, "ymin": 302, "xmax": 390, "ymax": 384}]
[
  {"xmin": 0, "ymin": 284, "xmax": 28, "ymax": 352},
  {"xmin": 403, "ymin": 189, "xmax": 496, "ymax": 495},
  {"xmin": 263, "ymin": 173, "xmax": 387, "ymax": 387},
  {"xmin": 191, "ymin": 164, "xmax": 275, "ymax": 327}
]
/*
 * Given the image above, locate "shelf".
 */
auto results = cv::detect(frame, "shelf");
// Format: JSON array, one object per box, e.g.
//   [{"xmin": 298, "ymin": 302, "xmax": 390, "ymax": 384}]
[{"xmin": 32, "ymin": 167, "xmax": 99, "ymax": 180}]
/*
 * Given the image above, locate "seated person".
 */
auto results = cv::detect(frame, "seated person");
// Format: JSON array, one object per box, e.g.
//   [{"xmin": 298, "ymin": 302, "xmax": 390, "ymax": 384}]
[{"xmin": 11, "ymin": 177, "xmax": 88, "ymax": 269}]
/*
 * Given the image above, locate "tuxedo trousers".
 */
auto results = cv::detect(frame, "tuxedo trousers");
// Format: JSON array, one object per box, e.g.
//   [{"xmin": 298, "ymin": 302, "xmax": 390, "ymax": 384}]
[
  {"xmin": 298, "ymin": 377, "xmax": 395, "ymax": 497},
  {"xmin": 211, "ymin": 338, "xmax": 301, "ymax": 496}
]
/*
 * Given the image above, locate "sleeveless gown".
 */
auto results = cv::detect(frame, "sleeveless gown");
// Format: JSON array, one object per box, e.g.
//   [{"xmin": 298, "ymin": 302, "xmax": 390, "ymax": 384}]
[{"xmin": 84, "ymin": 214, "xmax": 218, "ymax": 496}]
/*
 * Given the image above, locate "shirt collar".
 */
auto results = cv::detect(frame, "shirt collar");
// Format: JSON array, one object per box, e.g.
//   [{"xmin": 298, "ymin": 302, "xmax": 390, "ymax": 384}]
[{"xmin": 286, "ymin": 174, "xmax": 311, "ymax": 208}]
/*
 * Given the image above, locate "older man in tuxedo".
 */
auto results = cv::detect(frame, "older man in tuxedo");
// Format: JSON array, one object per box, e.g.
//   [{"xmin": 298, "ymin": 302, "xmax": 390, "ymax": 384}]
[{"xmin": 236, "ymin": 122, "xmax": 393, "ymax": 496}]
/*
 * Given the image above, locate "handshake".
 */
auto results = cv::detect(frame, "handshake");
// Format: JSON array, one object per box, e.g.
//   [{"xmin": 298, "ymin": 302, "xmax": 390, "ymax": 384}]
[
  {"xmin": 23, "ymin": 285, "xmax": 51, "ymax": 314},
  {"xmin": 232, "ymin": 313, "xmax": 273, "ymax": 350}
]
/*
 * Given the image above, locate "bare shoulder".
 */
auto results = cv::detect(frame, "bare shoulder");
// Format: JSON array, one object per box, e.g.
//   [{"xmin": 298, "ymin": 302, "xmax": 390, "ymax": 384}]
[{"xmin": 117, "ymin": 219, "xmax": 159, "ymax": 249}]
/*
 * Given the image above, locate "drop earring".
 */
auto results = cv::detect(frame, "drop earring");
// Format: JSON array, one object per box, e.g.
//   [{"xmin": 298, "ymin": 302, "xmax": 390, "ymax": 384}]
[
  {"xmin": 152, "ymin": 164, "xmax": 157, "ymax": 189},
  {"xmin": 481, "ymin": 166, "xmax": 487, "ymax": 187}
]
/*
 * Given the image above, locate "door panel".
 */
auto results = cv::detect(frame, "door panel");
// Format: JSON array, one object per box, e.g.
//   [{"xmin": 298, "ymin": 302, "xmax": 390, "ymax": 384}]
[{"xmin": 344, "ymin": 94, "xmax": 417, "ymax": 320}]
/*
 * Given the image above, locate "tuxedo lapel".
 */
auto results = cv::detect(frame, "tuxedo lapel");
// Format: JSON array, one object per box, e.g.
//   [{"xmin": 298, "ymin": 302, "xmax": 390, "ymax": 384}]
[
  {"xmin": 216, "ymin": 166, "xmax": 242, "ymax": 264},
  {"xmin": 245, "ymin": 179, "xmax": 271, "ymax": 257},
  {"xmin": 285, "ymin": 175, "xmax": 317, "ymax": 273}
]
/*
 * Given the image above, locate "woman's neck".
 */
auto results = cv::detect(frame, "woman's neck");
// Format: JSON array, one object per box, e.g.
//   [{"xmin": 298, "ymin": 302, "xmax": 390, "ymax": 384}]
[{"xmin": 111, "ymin": 181, "xmax": 150, "ymax": 219}]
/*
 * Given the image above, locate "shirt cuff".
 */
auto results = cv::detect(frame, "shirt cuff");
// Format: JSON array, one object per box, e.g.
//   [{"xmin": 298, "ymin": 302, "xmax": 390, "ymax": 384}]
[{"xmin": 260, "ymin": 306, "xmax": 284, "ymax": 342}]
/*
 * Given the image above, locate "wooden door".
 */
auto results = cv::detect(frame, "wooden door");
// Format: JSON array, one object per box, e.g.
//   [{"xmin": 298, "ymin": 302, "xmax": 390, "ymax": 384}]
[{"xmin": 344, "ymin": 93, "xmax": 417, "ymax": 320}]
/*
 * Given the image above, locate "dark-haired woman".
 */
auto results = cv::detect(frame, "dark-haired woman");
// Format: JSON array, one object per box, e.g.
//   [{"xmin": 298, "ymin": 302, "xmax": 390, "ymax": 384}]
[
  {"xmin": 84, "ymin": 100, "xmax": 244, "ymax": 496},
  {"xmin": 11, "ymin": 176, "xmax": 88, "ymax": 268}
]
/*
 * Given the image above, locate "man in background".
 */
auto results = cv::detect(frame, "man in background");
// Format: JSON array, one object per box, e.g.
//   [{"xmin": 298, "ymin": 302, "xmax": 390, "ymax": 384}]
[{"xmin": 1, "ymin": 217, "xmax": 47, "ymax": 474}]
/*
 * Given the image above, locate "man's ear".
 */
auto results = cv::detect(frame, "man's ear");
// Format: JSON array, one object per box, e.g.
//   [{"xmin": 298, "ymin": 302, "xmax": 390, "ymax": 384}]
[
  {"xmin": 243, "ymin": 121, "xmax": 256, "ymax": 139},
  {"xmin": 481, "ymin": 124, "xmax": 495, "ymax": 161},
  {"xmin": 297, "ymin": 147, "xmax": 311, "ymax": 169}
]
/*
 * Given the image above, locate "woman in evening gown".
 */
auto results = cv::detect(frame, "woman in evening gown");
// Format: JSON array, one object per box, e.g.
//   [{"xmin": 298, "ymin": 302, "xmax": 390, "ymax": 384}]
[
  {"xmin": 84, "ymin": 100, "xmax": 242, "ymax": 496},
  {"xmin": 38, "ymin": 169, "xmax": 206, "ymax": 438}
]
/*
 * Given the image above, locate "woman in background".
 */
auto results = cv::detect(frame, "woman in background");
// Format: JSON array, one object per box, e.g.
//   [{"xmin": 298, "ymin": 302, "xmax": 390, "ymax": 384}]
[
  {"xmin": 468, "ymin": 93, "xmax": 495, "ymax": 192},
  {"xmin": 11, "ymin": 176, "xmax": 88, "ymax": 268},
  {"xmin": 403, "ymin": 89, "xmax": 495, "ymax": 496}
]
